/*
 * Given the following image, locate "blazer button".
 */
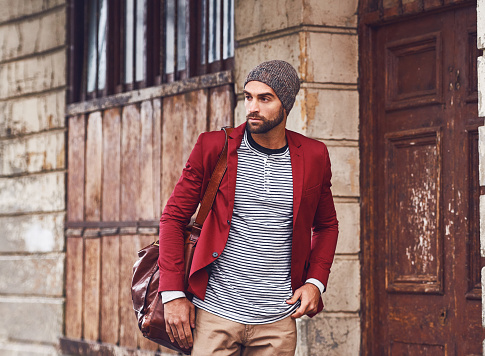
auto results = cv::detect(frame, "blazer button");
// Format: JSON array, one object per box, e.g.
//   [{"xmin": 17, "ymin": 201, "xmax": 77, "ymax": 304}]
[
  {"xmin": 212, "ymin": 252, "xmax": 218, "ymax": 258},
  {"xmin": 227, "ymin": 219, "xmax": 230, "ymax": 225}
]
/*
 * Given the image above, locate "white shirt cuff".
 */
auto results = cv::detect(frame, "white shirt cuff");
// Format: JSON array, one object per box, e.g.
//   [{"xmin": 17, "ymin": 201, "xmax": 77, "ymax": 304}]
[
  {"xmin": 161, "ymin": 291, "xmax": 186, "ymax": 304},
  {"xmin": 305, "ymin": 278, "xmax": 326, "ymax": 294}
]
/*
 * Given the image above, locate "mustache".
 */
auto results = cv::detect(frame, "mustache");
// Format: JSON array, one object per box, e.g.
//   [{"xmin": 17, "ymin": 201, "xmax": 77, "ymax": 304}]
[{"xmin": 246, "ymin": 113, "xmax": 266, "ymax": 120}]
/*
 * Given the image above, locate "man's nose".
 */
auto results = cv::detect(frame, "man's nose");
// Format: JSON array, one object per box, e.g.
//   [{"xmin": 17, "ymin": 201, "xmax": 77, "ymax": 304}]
[{"xmin": 248, "ymin": 100, "xmax": 259, "ymax": 113}]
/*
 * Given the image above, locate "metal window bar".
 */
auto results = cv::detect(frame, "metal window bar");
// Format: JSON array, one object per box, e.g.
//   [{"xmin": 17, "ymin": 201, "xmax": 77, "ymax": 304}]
[
  {"xmin": 164, "ymin": 0, "xmax": 175, "ymax": 82},
  {"xmin": 85, "ymin": 0, "xmax": 98, "ymax": 99},
  {"xmin": 146, "ymin": 0, "xmax": 162, "ymax": 86},
  {"xmin": 85, "ymin": 0, "xmax": 108, "ymax": 99},
  {"xmin": 135, "ymin": 0, "xmax": 147, "ymax": 85}
]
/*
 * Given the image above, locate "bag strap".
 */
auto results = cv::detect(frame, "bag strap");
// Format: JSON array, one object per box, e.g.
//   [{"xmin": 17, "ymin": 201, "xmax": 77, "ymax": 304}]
[{"xmin": 193, "ymin": 126, "xmax": 233, "ymax": 228}]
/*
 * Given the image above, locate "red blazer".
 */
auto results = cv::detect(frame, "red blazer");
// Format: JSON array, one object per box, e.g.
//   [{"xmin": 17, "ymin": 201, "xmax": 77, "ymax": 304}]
[{"xmin": 158, "ymin": 123, "xmax": 338, "ymax": 314}]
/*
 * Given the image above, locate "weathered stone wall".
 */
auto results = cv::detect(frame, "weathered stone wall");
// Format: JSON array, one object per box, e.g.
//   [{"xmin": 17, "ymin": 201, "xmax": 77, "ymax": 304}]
[
  {"xmin": 234, "ymin": 1, "xmax": 360, "ymax": 354},
  {"xmin": 0, "ymin": 1, "xmax": 66, "ymax": 355}
]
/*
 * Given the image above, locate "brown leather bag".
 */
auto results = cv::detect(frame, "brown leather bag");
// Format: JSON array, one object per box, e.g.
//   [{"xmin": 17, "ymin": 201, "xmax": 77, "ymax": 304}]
[{"xmin": 131, "ymin": 127, "xmax": 232, "ymax": 354}]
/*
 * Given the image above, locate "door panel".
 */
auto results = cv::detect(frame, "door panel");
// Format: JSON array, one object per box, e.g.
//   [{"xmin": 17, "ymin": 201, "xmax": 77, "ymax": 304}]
[{"xmin": 372, "ymin": 5, "xmax": 483, "ymax": 355}]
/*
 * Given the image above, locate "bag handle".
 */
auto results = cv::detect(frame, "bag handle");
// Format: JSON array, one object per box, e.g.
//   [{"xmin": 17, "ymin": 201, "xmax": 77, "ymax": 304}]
[{"xmin": 193, "ymin": 126, "xmax": 233, "ymax": 228}]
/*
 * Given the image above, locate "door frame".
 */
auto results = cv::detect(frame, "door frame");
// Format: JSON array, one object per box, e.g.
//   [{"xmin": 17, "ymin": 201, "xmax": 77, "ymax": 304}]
[{"xmin": 358, "ymin": 3, "xmax": 477, "ymax": 355}]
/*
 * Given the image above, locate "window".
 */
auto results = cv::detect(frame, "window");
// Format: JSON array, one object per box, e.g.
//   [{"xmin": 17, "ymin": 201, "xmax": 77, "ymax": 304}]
[{"xmin": 68, "ymin": 0, "xmax": 235, "ymax": 103}]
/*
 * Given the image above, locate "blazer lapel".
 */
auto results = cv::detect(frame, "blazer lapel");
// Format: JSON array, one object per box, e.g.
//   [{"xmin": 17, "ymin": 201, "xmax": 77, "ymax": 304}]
[
  {"xmin": 287, "ymin": 130, "xmax": 304, "ymax": 227},
  {"xmin": 226, "ymin": 123, "xmax": 245, "ymax": 215}
]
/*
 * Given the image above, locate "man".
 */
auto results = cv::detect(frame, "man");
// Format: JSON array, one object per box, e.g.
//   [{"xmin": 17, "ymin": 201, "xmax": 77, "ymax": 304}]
[{"xmin": 158, "ymin": 60, "xmax": 339, "ymax": 355}]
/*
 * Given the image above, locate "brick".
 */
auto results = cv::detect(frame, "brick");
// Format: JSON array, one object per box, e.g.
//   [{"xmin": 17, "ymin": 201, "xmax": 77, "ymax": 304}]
[
  {"xmin": 0, "ymin": 172, "xmax": 65, "ymax": 214},
  {"xmin": 284, "ymin": 90, "xmax": 309, "ymax": 135},
  {"xmin": 326, "ymin": 145, "xmax": 359, "ymax": 197},
  {"xmin": 234, "ymin": 33, "xmax": 301, "ymax": 94},
  {"xmin": 322, "ymin": 256, "xmax": 360, "ymax": 312},
  {"xmin": 482, "ymin": 267, "xmax": 485, "ymax": 327},
  {"xmin": 0, "ymin": 342, "xmax": 57, "ymax": 356},
  {"xmin": 478, "ymin": 0, "xmax": 485, "ymax": 50},
  {"xmin": 481, "ymin": 196, "xmax": 485, "ymax": 257},
  {"xmin": 0, "ymin": 130, "xmax": 65, "ymax": 175},
  {"xmin": 235, "ymin": 95, "xmax": 305, "ymax": 133},
  {"xmin": 0, "ymin": 0, "xmax": 65, "ymax": 23},
  {"xmin": 302, "ymin": 0, "xmax": 358, "ymax": 28},
  {"xmin": 235, "ymin": 0, "xmax": 302, "ymax": 41},
  {"xmin": 0, "ymin": 254, "xmax": 64, "ymax": 296},
  {"xmin": 0, "ymin": 296, "xmax": 63, "ymax": 344},
  {"xmin": 478, "ymin": 57, "xmax": 485, "ymax": 117},
  {"xmin": 300, "ymin": 88, "xmax": 359, "ymax": 140},
  {"xmin": 306, "ymin": 32, "xmax": 358, "ymax": 84},
  {"xmin": 234, "ymin": 98, "xmax": 246, "ymax": 127},
  {"xmin": 479, "ymin": 126, "xmax": 485, "ymax": 185},
  {"xmin": 0, "ymin": 212, "xmax": 64, "ymax": 253},
  {"xmin": 334, "ymin": 201, "xmax": 360, "ymax": 254},
  {"xmin": 1, "ymin": 90, "xmax": 65, "ymax": 137},
  {"xmin": 305, "ymin": 312, "xmax": 361, "ymax": 356},
  {"xmin": 235, "ymin": 88, "xmax": 359, "ymax": 141},
  {"xmin": 0, "ymin": 50, "xmax": 65, "ymax": 99},
  {"xmin": 0, "ymin": 8, "xmax": 65, "ymax": 62}
]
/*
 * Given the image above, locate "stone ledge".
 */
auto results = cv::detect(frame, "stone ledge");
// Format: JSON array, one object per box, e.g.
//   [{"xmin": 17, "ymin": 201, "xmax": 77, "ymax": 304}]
[{"xmin": 59, "ymin": 337, "xmax": 178, "ymax": 356}]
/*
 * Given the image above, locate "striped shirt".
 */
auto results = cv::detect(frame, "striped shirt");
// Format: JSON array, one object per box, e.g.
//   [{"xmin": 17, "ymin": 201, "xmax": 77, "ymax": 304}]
[{"xmin": 192, "ymin": 129, "xmax": 298, "ymax": 324}]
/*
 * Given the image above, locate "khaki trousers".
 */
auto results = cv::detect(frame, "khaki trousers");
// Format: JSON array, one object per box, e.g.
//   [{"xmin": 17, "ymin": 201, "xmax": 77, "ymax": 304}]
[{"xmin": 192, "ymin": 308, "xmax": 297, "ymax": 356}]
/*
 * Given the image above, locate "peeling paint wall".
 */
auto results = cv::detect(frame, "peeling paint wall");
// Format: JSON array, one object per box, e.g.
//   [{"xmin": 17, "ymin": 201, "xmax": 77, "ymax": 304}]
[
  {"xmin": 234, "ymin": 0, "xmax": 360, "ymax": 354},
  {"xmin": 0, "ymin": 1, "xmax": 66, "ymax": 355}
]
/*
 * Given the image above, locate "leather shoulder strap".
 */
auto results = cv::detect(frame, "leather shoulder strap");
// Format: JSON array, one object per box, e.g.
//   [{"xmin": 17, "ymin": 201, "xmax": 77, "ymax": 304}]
[{"xmin": 193, "ymin": 127, "xmax": 233, "ymax": 227}]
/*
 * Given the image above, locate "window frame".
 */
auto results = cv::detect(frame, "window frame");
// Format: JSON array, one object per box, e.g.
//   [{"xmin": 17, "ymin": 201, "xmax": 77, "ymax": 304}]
[{"xmin": 67, "ymin": 0, "xmax": 234, "ymax": 104}]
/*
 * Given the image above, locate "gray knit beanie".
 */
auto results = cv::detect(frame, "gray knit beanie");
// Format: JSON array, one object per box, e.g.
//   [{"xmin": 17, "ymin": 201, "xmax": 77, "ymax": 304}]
[{"xmin": 244, "ymin": 60, "xmax": 300, "ymax": 114}]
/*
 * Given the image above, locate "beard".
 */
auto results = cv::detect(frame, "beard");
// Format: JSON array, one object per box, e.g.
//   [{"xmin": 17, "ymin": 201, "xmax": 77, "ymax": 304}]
[{"xmin": 246, "ymin": 106, "xmax": 285, "ymax": 134}]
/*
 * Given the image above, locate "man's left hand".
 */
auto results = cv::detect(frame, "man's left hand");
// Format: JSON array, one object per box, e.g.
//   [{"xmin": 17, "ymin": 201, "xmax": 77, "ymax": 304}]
[{"xmin": 286, "ymin": 283, "xmax": 320, "ymax": 318}]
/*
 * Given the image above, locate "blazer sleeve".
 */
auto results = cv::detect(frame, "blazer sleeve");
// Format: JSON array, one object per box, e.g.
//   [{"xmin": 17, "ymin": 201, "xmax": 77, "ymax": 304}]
[
  {"xmin": 157, "ymin": 134, "xmax": 205, "ymax": 293},
  {"xmin": 306, "ymin": 144, "xmax": 339, "ymax": 288}
]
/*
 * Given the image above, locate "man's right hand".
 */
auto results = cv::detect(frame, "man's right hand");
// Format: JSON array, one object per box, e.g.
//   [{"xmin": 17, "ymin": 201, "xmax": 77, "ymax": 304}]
[{"xmin": 164, "ymin": 297, "xmax": 196, "ymax": 349}]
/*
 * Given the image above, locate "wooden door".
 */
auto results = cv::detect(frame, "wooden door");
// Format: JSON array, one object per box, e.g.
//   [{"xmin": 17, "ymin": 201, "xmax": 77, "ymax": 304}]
[
  {"xmin": 62, "ymin": 84, "xmax": 234, "ymax": 355},
  {"xmin": 368, "ymin": 5, "xmax": 484, "ymax": 355}
]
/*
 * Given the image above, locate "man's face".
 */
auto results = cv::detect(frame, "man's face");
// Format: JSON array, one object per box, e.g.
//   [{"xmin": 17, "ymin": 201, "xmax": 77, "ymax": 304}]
[{"xmin": 244, "ymin": 81, "xmax": 286, "ymax": 134}]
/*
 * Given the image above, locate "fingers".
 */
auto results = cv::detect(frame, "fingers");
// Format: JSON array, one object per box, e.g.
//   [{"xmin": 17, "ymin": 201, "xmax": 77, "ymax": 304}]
[
  {"xmin": 165, "ymin": 321, "xmax": 175, "ymax": 343},
  {"xmin": 288, "ymin": 284, "xmax": 320, "ymax": 319},
  {"xmin": 166, "ymin": 316, "xmax": 193, "ymax": 349},
  {"xmin": 164, "ymin": 298, "xmax": 195, "ymax": 349},
  {"xmin": 190, "ymin": 304, "xmax": 196, "ymax": 329},
  {"xmin": 286, "ymin": 290, "xmax": 301, "ymax": 305}
]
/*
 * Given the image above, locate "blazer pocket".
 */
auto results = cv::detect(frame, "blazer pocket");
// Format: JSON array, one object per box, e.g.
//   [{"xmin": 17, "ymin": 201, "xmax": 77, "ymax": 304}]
[{"xmin": 303, "ymin": 183, "xmax": 321, "ymax": 197}]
